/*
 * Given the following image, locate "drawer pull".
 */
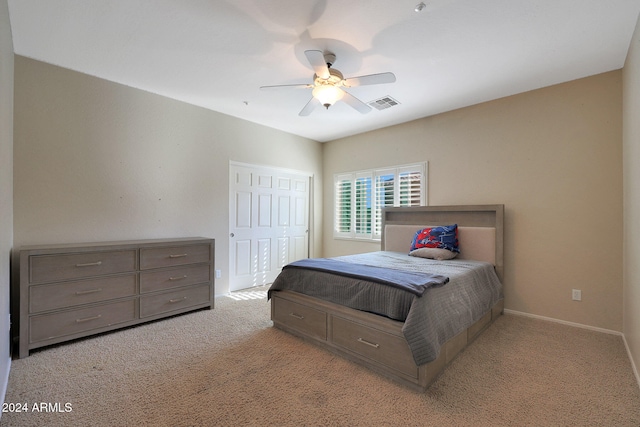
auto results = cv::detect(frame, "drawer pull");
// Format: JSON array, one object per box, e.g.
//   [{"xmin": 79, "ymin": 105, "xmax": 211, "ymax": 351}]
[
  {"xmin": 169, "ymin": 297, "xmax": 187, "ymax": 303},
  {"xmin": 75, "ymin": 288, "xmax": 102, "ymax": 295},
  {"xmin": 169, "ymin": 275, "xmax": 188, "ymax": 281},
  {"xmin": 169, "ymin": 254, "xmax": 188, "ymax": 258},
  {"xmin": 76, "ymin": 314, "xmax": 102, "ymax": 323},
  {"xmin": 75, "ymin": 261, "xmax": 102, "ymax": 267},
  {"xmin": 357, "ymin": 338, "xmax": 380, "ymax": 349},
  {"xmin": 289, "ymin": 312, "xmax": 304, "ymax": 320}
]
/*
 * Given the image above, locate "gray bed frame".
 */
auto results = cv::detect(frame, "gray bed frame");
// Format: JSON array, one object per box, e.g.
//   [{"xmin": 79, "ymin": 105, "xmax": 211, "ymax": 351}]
[{"xmin": 270, "ymin": 204, "xmax": 504, "ymax": 391}]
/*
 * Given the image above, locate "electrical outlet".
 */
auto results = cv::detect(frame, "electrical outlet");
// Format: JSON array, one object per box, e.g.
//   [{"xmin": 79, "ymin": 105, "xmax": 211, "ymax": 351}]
[
  {"xmin": 572, "ymin": 289, "xmax": 582, "ymax": 301},
  {"xmin": 215, "ymin": 269, "xmax": 222, "ymax": 279}
]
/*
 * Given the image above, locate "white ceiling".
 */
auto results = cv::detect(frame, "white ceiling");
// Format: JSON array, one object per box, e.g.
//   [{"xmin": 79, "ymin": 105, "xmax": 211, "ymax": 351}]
[{"xmin": 8, "ymin": 0, "xmax": 640, "ymax": 142}]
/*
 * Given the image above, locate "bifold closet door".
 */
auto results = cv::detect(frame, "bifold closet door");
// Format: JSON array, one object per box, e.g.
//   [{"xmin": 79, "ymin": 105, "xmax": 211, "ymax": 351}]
[{"xmin": 229, "ymin": 162, "xmax": 309, "ymax": 291}]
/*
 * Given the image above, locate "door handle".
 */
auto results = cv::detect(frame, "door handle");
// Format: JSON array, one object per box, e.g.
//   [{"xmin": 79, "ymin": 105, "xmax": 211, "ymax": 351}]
[{"xmin": 230, "ymin": 233, "xmax": 235, "ymax": 237}]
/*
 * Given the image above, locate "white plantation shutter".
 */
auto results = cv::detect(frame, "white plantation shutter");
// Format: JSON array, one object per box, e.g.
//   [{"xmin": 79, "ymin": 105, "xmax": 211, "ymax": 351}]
[
  {"xmin": 398, "ymin": 167, "xmax": 424, "ymax": 207},
  {"xmin": 334, "ymin": 174, "xmax": 353, "ymax": 237},
  {"xmin": 374, "ymin": 170, "xmax": 395, "ymax": 237},
  {"xmin": 334, "ymin": 163, "xmax": 427, "ymax": 240},
  {"xmin": 354, "ymin": 173, "xmax": 372, "ymax": 238}
]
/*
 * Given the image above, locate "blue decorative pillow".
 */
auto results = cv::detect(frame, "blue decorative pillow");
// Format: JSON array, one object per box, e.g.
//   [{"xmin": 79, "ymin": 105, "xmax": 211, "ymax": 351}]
[{"xmin": 410, "ymin": 224, "xmax": 459, "ymax": 253}]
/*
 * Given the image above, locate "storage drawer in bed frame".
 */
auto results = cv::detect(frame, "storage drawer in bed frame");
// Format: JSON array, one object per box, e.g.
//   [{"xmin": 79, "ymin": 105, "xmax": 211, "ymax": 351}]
[{"xmin": 270, "ymin": 289, "xmax": 503, "ymax": 392}]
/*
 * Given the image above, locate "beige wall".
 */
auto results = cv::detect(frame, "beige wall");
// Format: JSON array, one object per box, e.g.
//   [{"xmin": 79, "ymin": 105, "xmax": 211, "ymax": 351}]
[
  {"xmin": 323, "ymin": 72, "xmax": 623, "ymax": 332},
  {"xmin": 623, "ymin": 14, "xmax": 640, "ymax": 381},
  {"xmin": 13, "ymin": 56, "xmax": 323, "ymax": 296},
  {"xmin": 0, "ymin": 0, "xmax": 13, "ymax": 398}
]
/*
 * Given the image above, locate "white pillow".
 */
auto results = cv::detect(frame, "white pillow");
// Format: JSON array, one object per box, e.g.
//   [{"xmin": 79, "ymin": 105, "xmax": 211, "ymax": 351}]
[{"xmin": 409, "ymin": 247, "xmax": 458, "ymax": 261}]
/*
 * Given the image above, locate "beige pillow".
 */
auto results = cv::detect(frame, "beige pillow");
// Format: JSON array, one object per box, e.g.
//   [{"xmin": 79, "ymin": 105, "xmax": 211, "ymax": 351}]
[{"xmin": 409, "ymin": 247, "xmax": 458, "ymax": 261}]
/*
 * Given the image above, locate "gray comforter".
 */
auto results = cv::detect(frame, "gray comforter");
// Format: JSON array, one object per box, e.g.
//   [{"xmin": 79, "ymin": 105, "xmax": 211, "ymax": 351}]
[
  {"xmin": 283, "ymin": 257, "xmax": 449, "ymax": 296},
  {"xmin": 268, "ymin": 251, "xmax": 503, "ymax": 366}
]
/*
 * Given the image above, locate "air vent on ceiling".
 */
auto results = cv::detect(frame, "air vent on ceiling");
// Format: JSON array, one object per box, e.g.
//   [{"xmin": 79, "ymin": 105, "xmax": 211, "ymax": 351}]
[{"xmin": 368, "ymin": 96, "xmax": 400, "ymax": 111}]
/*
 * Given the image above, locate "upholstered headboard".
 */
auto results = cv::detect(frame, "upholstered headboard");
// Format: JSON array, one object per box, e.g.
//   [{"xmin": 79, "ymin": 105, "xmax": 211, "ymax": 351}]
[
  {"xmin": 384, "ymin": 225, "xmax": 496, "ymax": 263},
  {"xmin": 381, "ymin": 205, "xmax": 504, "ymax": 282}
]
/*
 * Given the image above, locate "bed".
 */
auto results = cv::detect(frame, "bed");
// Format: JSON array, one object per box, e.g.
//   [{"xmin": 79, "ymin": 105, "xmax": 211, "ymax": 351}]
[{"xmin": 268, "ymin": 204, "xmax": 504, "ymax": 391}]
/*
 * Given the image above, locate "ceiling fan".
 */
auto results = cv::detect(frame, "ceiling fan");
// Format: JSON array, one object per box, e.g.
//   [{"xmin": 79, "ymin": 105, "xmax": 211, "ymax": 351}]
[{"xmin": 260, "ymin": 50, "xmax": 396, "ymax": 116}]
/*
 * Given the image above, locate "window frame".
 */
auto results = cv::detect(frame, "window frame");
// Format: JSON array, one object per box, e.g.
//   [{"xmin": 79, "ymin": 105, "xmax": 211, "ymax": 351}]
[{"xmin": 333, "ymin": 162, "xmax": 428, "ymax": 241}]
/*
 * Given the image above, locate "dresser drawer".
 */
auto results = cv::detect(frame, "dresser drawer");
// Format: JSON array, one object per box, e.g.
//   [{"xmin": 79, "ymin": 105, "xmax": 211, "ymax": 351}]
[
  {"xmin": 140, "ymin": 283, "xmax": 211, "ymax": 318},
  {"xmin": 140, "ymin": 244, "xmax": 211, "ymax": 270},
  {"xmin": 139, "ymin": 264, "xmax": 211, "ymax": 293},
  {"xmin": 331, "ymin": 316, "xmax": 417, "ymax": 378},
  {"xmin": 272, "ymin": 296, "xmax": 327, "ymax": 341},
  {"xmin": 29, "ymin": 299, "xmax": 136, "ymax": 343},
  {"xmin": 29, "ymin": 250, "xmax": 137, "ymax": 284},
  {"xmin": 29, "ymin": 274, "xmax": 137, "ymax": 313}
]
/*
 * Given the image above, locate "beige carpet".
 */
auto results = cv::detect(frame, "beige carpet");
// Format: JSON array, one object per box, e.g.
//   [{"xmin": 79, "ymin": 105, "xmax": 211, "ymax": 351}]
[{"xmin": 2, "ymin": 286, "xmax": 639, "ymax": 427}]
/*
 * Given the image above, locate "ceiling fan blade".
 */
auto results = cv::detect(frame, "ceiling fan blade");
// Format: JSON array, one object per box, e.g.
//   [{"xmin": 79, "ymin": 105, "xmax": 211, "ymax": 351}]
[
  {"xmin": 343, "ymin": 72, "xmax": 396, "ymax": 87},
  {"xmin": 341, "ymin": 90, "xmax": 372, "ymax": 114},
  {"xmin": 299, "ymin": 97, "xmax": 320, "ymax": 116},
  {"xmin": 304, "ymin": 50, "xmax": 330, "ymax": 80},
  {"xmin": 260, "ymin": 83, "xmax": 313, "ymax": 90}
]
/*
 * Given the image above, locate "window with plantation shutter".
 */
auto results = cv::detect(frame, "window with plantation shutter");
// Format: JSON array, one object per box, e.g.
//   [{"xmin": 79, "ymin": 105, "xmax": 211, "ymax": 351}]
[{"xmin": 334, "ymin": 163, "xmax": 427, "ymax": 241}]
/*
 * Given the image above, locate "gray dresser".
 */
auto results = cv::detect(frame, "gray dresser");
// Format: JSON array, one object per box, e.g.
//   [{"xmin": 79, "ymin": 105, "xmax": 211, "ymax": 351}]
[{"xmin": 16, "ymin": 237, "xmax": 214, "ymax": 358}]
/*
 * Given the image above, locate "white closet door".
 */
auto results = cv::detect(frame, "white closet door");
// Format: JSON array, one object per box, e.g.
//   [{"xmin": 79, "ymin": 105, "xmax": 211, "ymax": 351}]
[{"xmin": 229, "ymin": 163, "xmax": 310, "ymax": 291}]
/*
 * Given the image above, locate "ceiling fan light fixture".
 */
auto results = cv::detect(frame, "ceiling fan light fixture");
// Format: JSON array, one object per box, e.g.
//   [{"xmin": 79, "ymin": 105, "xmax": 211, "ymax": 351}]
[
  {"xmin": 312, "ymin": 84, "xmax": 344, "ymax": 109},
  {"xmin": 262, "ymin": 50, "xmax": 395, "ymax": 115}
]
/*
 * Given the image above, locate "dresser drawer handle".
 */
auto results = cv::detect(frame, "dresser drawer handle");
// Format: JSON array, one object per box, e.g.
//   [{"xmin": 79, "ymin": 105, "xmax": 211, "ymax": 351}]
[
  {"xmin": 289, "ymin": 312, "xmax": 304, "ymax": 320},
  {"xmin": 169, "ymin": 254, "xmax": 188, "ymax": 258},
  {"xmin": 169, "ymin": 297, "xmax": 187, "ymax": 303},
  {"xmin": 357, "ymin": 338, "xmax": 380, "ymax": 349},
  {"xmin": 76, "ymin": 314, "xmax": 102, "ymax": 323},
  {"xmin": 75, "ymin": 261, "xmax": 102, "ymax": 267},
  {"xmin": 75, "ymin": 288, "xmax": 102, "ymax": 295},
  {"xmin": 169, "ymin": 275, "xmax": 188, "ymax": 281}
]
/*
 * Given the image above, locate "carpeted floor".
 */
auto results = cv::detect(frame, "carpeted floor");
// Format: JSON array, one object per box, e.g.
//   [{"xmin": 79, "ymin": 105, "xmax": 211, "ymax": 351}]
[{"xmin": 2, "ymin": 286, "xmax": 639, "ymax": 427}]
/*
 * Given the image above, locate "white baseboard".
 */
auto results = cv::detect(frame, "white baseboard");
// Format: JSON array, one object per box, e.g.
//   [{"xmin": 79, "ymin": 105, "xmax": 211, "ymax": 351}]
[
  {"xmin": 503, "ymin": 309, "xmax": 622, "ymax": 335},
  {"xmin": 504, "ymin": 309, "xmax": 640, "ymax": 390}
]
